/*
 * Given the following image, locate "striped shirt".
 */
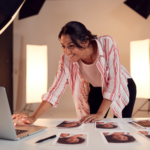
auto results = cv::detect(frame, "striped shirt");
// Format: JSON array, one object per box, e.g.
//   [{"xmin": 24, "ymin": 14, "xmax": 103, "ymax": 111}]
[{"xmin": 41, "ymin": 35, "xmax": 131, "ymax": 118}]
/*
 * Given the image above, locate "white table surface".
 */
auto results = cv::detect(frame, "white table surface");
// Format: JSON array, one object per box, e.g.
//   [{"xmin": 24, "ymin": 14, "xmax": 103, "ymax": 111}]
[{"xmin": 0, "ymin": 118, "xmax": 150, "ymax": 150}]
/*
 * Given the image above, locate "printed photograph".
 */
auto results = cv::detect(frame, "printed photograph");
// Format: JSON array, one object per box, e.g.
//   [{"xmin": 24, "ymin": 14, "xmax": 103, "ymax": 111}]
[
  {"xmin": 56, "ymin": 121, "xmax": 85, "ymax": 129},
  {"xmin": 124, "ymin": 121, "xmax": 145, "ymax": 130},
  {"xmin": 132, "ymin": 120, "xmax": 150, "ymax": 129},
  {"xmin": 100, "ymin": 131, "xmax": 141, "ymax": 145},
  {"xmin": 137, "ymin": 131, "xmax": 150, "ymax": 141},
  {"xmin": 95, "ymin": 121, "xmax": 123, "ymax": 130},
  {"xmin": 52, "ymin": 132, "xmax": 88, "ymax": 146}
]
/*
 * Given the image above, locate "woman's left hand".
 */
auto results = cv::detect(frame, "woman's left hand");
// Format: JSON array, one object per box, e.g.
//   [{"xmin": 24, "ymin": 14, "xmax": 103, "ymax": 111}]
[{"xmin": 80, "ymin": 113, "xmax": 104, "ymax": 123}]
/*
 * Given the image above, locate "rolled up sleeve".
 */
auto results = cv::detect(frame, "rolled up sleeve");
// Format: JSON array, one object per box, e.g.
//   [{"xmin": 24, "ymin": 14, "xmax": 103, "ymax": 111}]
[
  {"xmin": 41, "ymin": 55, "xmax": 68, "ymax": 107},
  {"xmin": 103, "ymin": 36, "xmax": 121, "ymax": 102}
]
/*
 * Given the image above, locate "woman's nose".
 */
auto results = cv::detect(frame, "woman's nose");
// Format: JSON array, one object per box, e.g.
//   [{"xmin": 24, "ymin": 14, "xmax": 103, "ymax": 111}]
[{"xmin": 65, "ymin": 47, "xmax": 71, "ymax": 54}]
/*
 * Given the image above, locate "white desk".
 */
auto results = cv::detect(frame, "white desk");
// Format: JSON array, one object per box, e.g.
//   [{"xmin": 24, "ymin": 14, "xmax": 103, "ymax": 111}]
[{"xmin": 0, "ymin": 118, "xmax": 150, "ymax": 150}]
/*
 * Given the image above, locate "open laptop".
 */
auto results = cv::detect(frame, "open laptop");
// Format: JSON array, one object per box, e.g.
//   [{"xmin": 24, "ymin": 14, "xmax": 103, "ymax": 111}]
[{"xmin": 0, "ymin": 87, "xmax": 47, "ymax": 141}]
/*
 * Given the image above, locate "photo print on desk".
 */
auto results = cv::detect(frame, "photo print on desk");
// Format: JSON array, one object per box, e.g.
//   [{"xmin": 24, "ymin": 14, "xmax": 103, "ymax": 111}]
[
  {"xmin": 124, "ymin": 121, "xmax": 145, "ymax": 130},
  {"xmin": 52, "ymin": 132, "xmax": 89, "ymax": 146},
  {"xmin": 56, "ymin": 121, "xmax": 85, "ymax": 130},
  {"xmin": 131, "ymin": 120, "xmax": 150, "ymax": 129},
  {"xmin": 100, "ymin": 131, "xmax": 141, "ymax": 145},
  {"xmin": 137, "ymin": 130, "xmax": 150, "ymax": 141},
  {"xmin": 95, "ymin": 121, "xmax": 123, "ymax": 130}
]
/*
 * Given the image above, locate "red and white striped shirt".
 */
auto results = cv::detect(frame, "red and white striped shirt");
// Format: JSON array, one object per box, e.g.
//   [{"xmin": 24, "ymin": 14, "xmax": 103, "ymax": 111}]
[{"xmin": 42, "ymin": 35, "xmax": 131, "ymax": 118}]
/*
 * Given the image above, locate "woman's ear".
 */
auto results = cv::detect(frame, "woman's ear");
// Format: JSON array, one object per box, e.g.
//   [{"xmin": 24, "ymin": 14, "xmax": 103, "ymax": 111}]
[
  {"xmin": 84, "ymin": 36, "xmax": 89, "ymax": 47},
  {"xmin": 81, "ymin": 38, "xmax": 89, "ymax": 49}
]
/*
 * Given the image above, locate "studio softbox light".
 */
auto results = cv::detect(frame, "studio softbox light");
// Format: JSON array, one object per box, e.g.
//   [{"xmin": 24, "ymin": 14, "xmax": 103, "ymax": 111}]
[
  {"xmin": 19, "ymin": 0, "xmax": 45, "ymax": 20},
  {"xmin": 0, "ymin": 0, "xmax": 25, "ymax": 34},
  {"xmin": 124, "ymin": 0, "xmax": 150, "ymax": 19}
]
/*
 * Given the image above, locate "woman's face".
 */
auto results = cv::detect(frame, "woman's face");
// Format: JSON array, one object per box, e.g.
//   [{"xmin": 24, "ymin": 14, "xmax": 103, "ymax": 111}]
[
  {"xmin": 97, "ymin": 122, "xmax": 104, "ymax": 125},
  {"xmin": 63, "ymin": 122, "xmax": 77, "ymax": 127},
  {"xmin": 103, "ymin": 124, "xmax": 113, "ymax": 128},
  {"xmin": 139, "ymin": 121, "xmax": 150, "ymax": 126},
  {"xmin": 61, "ymin": 34, "xmax": 86, "ymax": 63},
  {"xmin": 112, "ymin": 135, "xmax": 128, "ymax": 141},
  {"xmin": 60, "ymin": 133, "xmax": 69, "ymax": 137},
  {"xmin": 66, "ymin": 137, "xmax": 79, "ymax": 143},
  {"xmin": 139, "ymin": 131, "xmax": 148, "ymax": 135}
]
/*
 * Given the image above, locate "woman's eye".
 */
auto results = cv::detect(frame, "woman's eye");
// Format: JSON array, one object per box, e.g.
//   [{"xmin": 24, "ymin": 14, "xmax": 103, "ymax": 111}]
[
  {"xmin": 61, "ymin": 46, "xmax": 65, "ymax": 48},
  {"xmin": 69, "ymin": 45, "xmax": 75, "ymax": 48}
]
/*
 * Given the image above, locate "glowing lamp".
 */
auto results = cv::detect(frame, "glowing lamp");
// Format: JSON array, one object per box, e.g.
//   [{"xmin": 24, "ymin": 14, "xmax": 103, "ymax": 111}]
[
  {"xmin": 26, "ymin": 45, "xmax": 47, "ymax": 103},
  {"xmin": 130, "ymin": 39, "xmax": 150, "ymax": 98}
]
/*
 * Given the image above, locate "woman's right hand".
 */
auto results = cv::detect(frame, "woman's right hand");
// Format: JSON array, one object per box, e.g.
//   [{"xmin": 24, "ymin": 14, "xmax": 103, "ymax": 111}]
[{"xmin": 12, "ymin": 113, "xmax": 36, "ymax": 126}]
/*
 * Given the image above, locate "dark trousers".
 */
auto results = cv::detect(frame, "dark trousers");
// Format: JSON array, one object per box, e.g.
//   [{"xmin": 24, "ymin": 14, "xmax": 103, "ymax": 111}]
[{"xmin": 88, "ymin": 78, "xmax": 136, "ymax": 118}]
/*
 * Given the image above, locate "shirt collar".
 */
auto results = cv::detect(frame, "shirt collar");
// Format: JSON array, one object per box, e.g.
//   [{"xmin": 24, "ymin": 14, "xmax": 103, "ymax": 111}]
[
  {"xmin": 94, "ymin": 38, "xmax": 104, "ymax": 57},
  {"xmin": 73, "ymin": 38, "xmax": 104, "ymax": 67}
]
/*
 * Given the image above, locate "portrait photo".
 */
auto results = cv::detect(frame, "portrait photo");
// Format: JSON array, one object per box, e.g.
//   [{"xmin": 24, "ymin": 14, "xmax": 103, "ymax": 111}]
[
  {"xmin": 52, "ymin": 132, "xmax": 89, "ymax": 146},
  {"xmin": 100, "ymin": 131, "xmax": 141, "ymax": 145},
  {"xmin": 137, "ymin": 131, "xmax": 150, "ymax": 141},
  {"xmin": 124, "ymin": 121, "xmax": 145, "ymax": 130},
  {"xmin": 95, "ymin": 121, "xmax": 123, "ymax": 130},
  {"xmin": 132, "ymin": 120, "xmax": 150, "ymax": 129},
  {"xmin": 56, "ymin": 120, "xmax": 85, "ymax": 130}
]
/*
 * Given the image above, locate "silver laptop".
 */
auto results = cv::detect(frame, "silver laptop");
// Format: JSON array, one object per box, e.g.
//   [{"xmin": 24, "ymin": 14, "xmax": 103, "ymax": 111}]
[{"xmin": 0, "ymin": 87, "xmax": 47, "ymax": 141}]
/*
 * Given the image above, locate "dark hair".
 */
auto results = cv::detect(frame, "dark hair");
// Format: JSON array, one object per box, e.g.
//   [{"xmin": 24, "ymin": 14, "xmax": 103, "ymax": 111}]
[
  {"xmin": 105, "ymin": 135, "xmax": 136, "ymax": 143},
  {"xmin": 57, "ymin": 122, "xmax": 81, "ymax": 128},
  {"xmin": 96, "ymin": 124, "xmax": 118, "ymax": 129},
  {"xmin": 57, "ymin": 137, "xmax": 85, "ymax": 144},
  {"xmin": 58, "ymin": 21, "xmax": 97, "ymax": 48},
  {"xmin": 146, "ymin": 135, "xmax": 150, "ymax": 139}
]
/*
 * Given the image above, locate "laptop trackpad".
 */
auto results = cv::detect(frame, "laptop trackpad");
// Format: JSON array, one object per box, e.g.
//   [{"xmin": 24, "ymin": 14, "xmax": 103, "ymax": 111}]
[{"xmin": 15, "ymin": 123, "xmax": 47, "ymax": 139}]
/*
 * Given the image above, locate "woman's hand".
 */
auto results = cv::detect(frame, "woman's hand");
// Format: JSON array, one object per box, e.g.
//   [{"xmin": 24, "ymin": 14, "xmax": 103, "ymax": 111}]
[
  {"xmin": 80, "ymin": 113, "xmax": 104, "ymax": 123},
  {"xmin": 12, "ymin": 113, "xmax": 36, "ymax": 126}
]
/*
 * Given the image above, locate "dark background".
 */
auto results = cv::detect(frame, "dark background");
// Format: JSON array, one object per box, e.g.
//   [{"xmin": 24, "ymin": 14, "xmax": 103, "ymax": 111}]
[{"xmin": 0, "ymin": 23, "xmax": 13, "ymax": 114}]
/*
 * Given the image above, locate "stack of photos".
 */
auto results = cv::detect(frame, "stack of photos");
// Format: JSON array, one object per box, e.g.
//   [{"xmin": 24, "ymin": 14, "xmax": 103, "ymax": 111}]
[
  {"xmin": 56, "ymin": 121, "xmax": 85, "ymax": 130},
  {"xmin": 124, "ymin": 121, "xmax": 145, "ymax": 130},
  {"xmin": 131, "ymin": 120, "xmax": 150, "ymax": 129},
  {"xmin": 95, "ymin": 121, "xmax": 123, "ymax": 130},
  {"xmin": 52, "ymin": 132, "xmax": 89, "ymax": 146},
  {"xmin": 137, "ymin": 131, "xmax": 150, "ymax": 141},
  {"xmin": 100, "ymin": 131, "xmax": 141, "ymax": 145}
]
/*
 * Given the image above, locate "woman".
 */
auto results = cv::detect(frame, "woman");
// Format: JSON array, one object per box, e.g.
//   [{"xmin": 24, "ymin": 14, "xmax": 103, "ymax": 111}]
[
  {"xmin": 133, "ymin": 120, "xmax": 150, "ymax": 127},
  {"xmin": 139, "ymin": 131, "xmax": 149, "ymax": 135},
  {"xmin": 57, "ymin": 134, "xmax": 86, "ymax": 144},
  {"xmin": 96, "ymin": 122, "xmax": 118, "ymax": 129},
  {"xmin": 138, "ymin": 131, "xmax": 150, "ymax": 139},
  {"xmin": 57, "ymin": 121, "xmax": 81, "ymax": 128},
  {"xmin": 104, "ymin": 132, "xmax": 136, "ymax": 143},
  {"xmin": 12, "ymin": 21, "xmax": 136, "ymax": 125}
]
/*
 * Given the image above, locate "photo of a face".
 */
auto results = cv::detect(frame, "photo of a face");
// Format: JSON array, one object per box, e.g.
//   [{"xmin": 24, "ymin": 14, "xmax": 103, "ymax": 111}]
[
  {"xmin": 125, "ymin": 121, "xmax": 145, "ymax": 130},
  {"xmin": 56, "ymin": 121, "xmax": 84, "ymax": 129},
  {"xmin": 95, "ymin": 121, "xmax": 123, "ymax": 130},
  {"xmin": 52, "ymin": 132, "xmax": 88, "ymax": 146},
  {"xmin": 132, "ymin": 120, "xmax": 150, "ymax": 129},
  {"xmin": 137, "ymin": 131, "xmax": 150, "ymax": 141},
  {"xmin": 100, "ymin": 132, "xmax": 141, "ymax": 145}
]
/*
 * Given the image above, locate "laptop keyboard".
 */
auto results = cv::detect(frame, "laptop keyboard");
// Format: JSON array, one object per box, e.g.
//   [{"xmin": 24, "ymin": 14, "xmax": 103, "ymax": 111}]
[{"xmin": 15, "ymin": 129, "xmax": 28, "ymax": 135}]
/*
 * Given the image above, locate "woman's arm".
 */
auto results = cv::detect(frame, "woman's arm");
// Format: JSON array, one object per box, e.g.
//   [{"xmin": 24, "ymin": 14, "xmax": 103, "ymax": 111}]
[
  {"xmin": 97, "ymin": 98, "xmax": 112, "ymax": 117},
  {"xmin": 12, "ymin": 55, "xmax": 68, "ymax": 125},
  {"xmin": 70, "ymin": 134, "xmax": 84, "ymax": 138}
]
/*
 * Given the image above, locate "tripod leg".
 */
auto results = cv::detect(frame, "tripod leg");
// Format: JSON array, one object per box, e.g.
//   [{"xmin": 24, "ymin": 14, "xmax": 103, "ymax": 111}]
[
  {"xmin": 148, "ymin": 100, "xmax": 150, "ymax": 114},
  {"xmin": 132, "ymin": 100, "xmax": 148, "ymax": 116}
]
